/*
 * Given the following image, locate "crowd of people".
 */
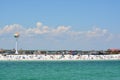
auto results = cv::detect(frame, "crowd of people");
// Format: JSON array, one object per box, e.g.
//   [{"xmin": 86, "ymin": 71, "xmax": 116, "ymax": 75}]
[{"xmin": 0, "ymin": 54, "xmax": 120, "ymax": 60}]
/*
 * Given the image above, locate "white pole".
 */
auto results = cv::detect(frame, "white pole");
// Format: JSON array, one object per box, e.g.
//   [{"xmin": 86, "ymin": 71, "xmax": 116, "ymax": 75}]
[{"xmin": 15, "ymin": 38, "xmax": 18, "ymax": 54}]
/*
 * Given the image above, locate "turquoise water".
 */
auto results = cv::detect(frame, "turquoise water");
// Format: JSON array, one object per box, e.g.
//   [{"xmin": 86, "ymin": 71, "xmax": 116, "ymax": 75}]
[{"xmin": 0, "ymin": 60, "xmax": 120, "ymax": 80}]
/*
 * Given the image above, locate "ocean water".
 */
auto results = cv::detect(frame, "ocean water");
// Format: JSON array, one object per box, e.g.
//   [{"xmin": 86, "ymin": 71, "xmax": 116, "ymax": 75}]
[{"xmin": 0, "ymin": 60, "xmax": 120, "ymax": 80}]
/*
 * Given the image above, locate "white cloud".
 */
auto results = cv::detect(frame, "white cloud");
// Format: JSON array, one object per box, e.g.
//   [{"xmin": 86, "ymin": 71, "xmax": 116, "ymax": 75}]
[
  {"xmin": 36, "ymin": 22, "xmax": 42, "ymax": 28},
  {"xmin": 68, "ymin": 27, "xmax": 109, "ymax": 41},
  {"xmin": 0, "ymin": 21, "xmax": 118, "ymax": 42},
  {"xmin": 86, "ymin": 27, "xmax": 108, "ymax": 37},
  {"xmin": 0, "ymin": 24, "xmax": 25, "ymax": 35},
  {"xmin": 52, "ymin": 26, "xmax": 70, "ymax": 34},
  {"xmin": 0, "ymin": 22, "xmax": 71, "ymax": 37},
  {"xmin": 24, "ymin": 23, "xmax": 71, "ymax": 36},
  {"xmin": 25, "ymin": 25, "xmax": 50, "ymax": 36}
]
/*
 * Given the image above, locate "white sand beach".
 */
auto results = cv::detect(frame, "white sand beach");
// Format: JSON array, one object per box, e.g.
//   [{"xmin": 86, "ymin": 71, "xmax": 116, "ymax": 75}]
[{"xmin": 0, "ymin": 54, "xmax": 120, "ymax": 61}]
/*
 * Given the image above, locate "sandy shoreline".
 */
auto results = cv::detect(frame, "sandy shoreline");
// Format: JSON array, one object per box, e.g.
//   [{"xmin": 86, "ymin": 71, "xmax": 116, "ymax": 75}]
[{"xmin": 0, "ymin": 54, "xmax": 120, "ymax": 61}]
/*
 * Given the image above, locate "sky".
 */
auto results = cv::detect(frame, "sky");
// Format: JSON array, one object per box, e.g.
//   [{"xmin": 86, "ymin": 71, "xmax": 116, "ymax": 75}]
[{"xmin": 0, "ymin": 0, "xmax": 120, "ymax": 50}]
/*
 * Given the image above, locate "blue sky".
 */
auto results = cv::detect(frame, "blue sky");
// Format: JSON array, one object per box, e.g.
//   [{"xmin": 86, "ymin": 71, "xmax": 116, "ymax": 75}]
[{"xmin": 0, "ymin": 0, "xmax": 120, "ymax": 50}]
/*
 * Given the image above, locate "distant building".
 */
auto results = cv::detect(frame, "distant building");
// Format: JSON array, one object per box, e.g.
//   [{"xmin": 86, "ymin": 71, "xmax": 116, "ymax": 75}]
[{"xmin": 107, "ymin": 48, "xmax": 120, "ymax": 54}]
